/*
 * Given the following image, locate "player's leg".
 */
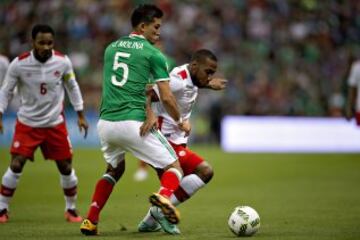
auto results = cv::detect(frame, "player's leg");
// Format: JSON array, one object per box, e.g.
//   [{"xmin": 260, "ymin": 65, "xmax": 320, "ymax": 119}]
[
  {"xmin": 80, "ymin": 119, "xmax": 126, "ymax": 235},
  {"xmin": 128, "ymin": 126, "xmax": 183, "ymax": 224},
  {"xmin": 170, "ymin": 161, "xmax": 213, "ymax": 205},
  {"xmin": 0, "ymin": 120, "xmax": 40, "ymax": 223},
  {"xmin": 55, "ymin": 159, "xmax": 82, "ymax": 223},
  {"xmin": 81, "ymin": 159, "xmax": 125, "ymax": 236},
  {"xmin": 0, "ymin": 154, "xmax": 27, "ymax": 223},
  {"xmin": 41, "ymin": 121, "xmax": 82, "ymax": 222},
  {"xmin": 139, "ymin": 146, "xmax": 213, "ymax": 234}
]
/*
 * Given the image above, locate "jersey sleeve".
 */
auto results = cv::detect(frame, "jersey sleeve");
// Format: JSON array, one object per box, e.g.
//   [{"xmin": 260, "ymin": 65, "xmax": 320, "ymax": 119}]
[
  {"xmin": 62, "ymin": 56, "xmax": 84, "ymax": 111},
  {"xmin": 0, "ymin": 58, "xmax": 19, "ymax": 113},
  {"xmin": 152, "ymin": 69, "xmax": 185, "ymax": 98},
  {"xmin": 150, "ymin": 50, "xmax": 170, "ymax": 82},
  {"xmin": 348, "ymin": 62, "xmax": 360, "ymax": 87}
]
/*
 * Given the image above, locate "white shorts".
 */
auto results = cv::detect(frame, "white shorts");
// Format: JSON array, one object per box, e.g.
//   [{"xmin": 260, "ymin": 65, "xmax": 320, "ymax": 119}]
[{"xmin": 97, "ymin": 119, "xmax": 177, "ymax": 168}]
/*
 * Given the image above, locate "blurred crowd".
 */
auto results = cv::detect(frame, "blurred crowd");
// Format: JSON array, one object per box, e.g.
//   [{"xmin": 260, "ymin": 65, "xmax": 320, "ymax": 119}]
[{"xmin": 1, "ymin": 0, "xmax": 359, "ymax": 142}]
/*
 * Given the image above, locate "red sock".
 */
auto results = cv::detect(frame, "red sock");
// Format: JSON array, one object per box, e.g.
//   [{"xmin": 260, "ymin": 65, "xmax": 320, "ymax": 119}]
[
  {"xmin": 159, "ymin": 169, "xmax": 181, "ymax": 198},
  {"xmin": 87, "ymin": 178, "xmax": 114, "ymax": 224}
]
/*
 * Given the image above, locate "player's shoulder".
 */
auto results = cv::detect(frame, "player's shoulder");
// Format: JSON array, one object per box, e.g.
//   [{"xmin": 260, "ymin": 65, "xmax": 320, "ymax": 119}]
[
  {"xmin": 52, "ymin": 50, "xmax": 71, "ymax": 65},
  {"xmin": 0, "ymin": 54, "xmax": 9, "ymax": 66},
  {"xmin": 170, "ymin": 64, "xmax": 189, "ymax": 80},
  {"xmin": 17, "ymin": 51, "xmax": 31, "ymax": 61}
]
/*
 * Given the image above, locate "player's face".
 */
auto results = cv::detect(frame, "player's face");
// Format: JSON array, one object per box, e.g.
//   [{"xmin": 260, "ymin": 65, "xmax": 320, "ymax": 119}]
[
  {"xmin": 32, "ymin": 32, "xmax": 54, "ymax": 63},
  {"xmin": 191, "ymin": 58, "xmax": 217, "ymax": 88},
  {"xmin": 142, "ymin": 17, "xmax": 162, "ymax": 44}
]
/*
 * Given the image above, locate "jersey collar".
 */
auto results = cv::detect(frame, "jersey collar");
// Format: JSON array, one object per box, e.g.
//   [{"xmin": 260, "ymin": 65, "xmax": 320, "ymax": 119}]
[{"xmin": 129, "ymin": 32, "xmax": 146, "ymax": 39}]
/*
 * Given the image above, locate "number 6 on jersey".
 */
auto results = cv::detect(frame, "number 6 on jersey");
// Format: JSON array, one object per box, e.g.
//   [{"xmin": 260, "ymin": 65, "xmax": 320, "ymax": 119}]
[{"xmin": 111, "ymin": 52, "xmax": 130, "ymax": 87}]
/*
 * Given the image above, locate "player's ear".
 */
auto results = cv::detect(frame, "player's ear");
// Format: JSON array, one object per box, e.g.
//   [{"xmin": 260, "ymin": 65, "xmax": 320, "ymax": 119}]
[
  {"xmin": 138, "ymin": 22, "xmax": 146, "ymax": 33},
  {"xmin": 190, "ymin": 61, "xmax": 198, "ymax": 72}
]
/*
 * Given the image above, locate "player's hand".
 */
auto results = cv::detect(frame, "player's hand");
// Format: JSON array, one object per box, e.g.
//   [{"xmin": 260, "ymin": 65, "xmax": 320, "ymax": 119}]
[
  {"xmin": 140, "ymin": 113, "xmax": 158, "ymax": 137},
  {"xmin": 208, "ymin": 78, "xmax": 227, "ymax": 90},
  {"xmin": 77, "ymin": 115, "xmax": 89, "ymax": 139},
  {"xmin": 178, "ymin": 119, "xmax": 191, "ymax": 137}
]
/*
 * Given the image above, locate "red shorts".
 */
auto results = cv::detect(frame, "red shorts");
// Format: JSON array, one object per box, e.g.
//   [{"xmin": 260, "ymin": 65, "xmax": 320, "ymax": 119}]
[
  {"xmin": 356, "ymin": 112, "xmax": 360, "ymax": 126},
  {"xmin": 169, "ymin": 142, "xmax": 204, "ymax": 176},
  {"xmin": 10, "ymin": 120, "xmax": 72, "ymax": 160}
]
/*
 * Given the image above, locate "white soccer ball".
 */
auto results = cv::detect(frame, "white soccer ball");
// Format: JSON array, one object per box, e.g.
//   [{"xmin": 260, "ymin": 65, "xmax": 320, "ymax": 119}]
[{"xmin": 228, "ymin": 206, "xmax": 260, "ymax": 237}]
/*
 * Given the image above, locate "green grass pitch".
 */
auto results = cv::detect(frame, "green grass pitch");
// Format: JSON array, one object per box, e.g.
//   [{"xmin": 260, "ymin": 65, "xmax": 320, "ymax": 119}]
[{"xmin": 0, "ymin": 146, "xmax": 359, "ymax": 239}]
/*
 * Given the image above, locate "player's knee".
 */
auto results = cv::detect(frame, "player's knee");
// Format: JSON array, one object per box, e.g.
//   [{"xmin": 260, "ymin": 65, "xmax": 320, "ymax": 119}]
[
  {"xmin": 56, "ymin": 160, "xmax": 73, "ymax": 175},
  {"xmin": 106, "ymin": 160, "xmax": 125, "ymax": 182},
  {"xmin": 10, "ymin": 155, "xmax": 26, "ymax": 173},
  {"xmin": 197, "ymin": 162, "xmax": 214, "ymax": 183}
]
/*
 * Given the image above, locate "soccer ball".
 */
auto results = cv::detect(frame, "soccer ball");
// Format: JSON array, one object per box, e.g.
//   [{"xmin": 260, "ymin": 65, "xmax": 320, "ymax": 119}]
[{"xmin": 228, "ymin": 206, "xmax": 260, "ymax": 237}]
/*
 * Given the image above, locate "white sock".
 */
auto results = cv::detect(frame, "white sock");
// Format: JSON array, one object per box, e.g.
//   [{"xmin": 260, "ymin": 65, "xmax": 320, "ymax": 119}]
[
  {"xmin": 60, "ymin": 169, "xmax": 78, "ymax": 210},
  {"xmin": 0, "ymin": 168, "xmax": 22, "ymax": 210},
  {"xmin": 141, "ymin": 207, "xmax": 158, "ymax": 226},
  {"xmin": 170, "ymin": 174, "xmax": 205, "ymax": 206}
]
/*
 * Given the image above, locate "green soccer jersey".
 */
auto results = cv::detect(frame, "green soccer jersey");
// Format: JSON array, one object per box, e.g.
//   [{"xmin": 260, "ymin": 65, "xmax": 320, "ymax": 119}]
[{"xmin": 100, "ymin": 34, "xmax": 170, "ymax": 121}]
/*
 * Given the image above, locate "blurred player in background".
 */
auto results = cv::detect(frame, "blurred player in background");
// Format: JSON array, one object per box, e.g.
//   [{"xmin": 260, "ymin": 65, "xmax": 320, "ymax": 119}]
[
  {"xmin": 0, "ymin": 54, "xmax": 9, "ymax": 86},
  {"xmin": 345, "ymin": 59, "xmax": 360, "ymax": 125},
  {"xmin": 0, "ymin": 24, "xmax": 88, "ymax": 223},
  {"xmin": 80, "ymin": 4, "xmax": 190, "ymax": 235},
  {"xmin": 138, "ymin": 49, "xmax": 227, "ymax": 234}
]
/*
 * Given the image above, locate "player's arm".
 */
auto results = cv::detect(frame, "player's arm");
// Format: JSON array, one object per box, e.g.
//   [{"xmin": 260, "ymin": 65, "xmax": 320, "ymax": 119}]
[
  {"xmin": 0, "ymin": 59, "xmax": 19, "ymax": 134},
  {"xmin": 151, "ymin": 51, "xmax": 190, "ymax": 134},
  {"xmin": 140, "ymin": 91, "xmax": 158, "ymax": 136},
  {"xmin": 206, "ymin": 77, "xmax": 227, "ymax": 90},
  {"xmin": 63, "ymin": 56, "xmax": 88, "ymax": 138}
]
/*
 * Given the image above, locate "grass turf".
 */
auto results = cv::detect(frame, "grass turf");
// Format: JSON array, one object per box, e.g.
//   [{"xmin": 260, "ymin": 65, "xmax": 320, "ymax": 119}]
[{"xmin": 0, "ymin": 146, "xmax": 359, "ymax": 239}]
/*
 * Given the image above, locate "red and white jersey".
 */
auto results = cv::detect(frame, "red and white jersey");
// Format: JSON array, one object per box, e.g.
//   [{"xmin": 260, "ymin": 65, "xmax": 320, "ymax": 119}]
[
  {"xmin": 0, "ymin": 50, "xmax": 84, "ymax": 127},
  {"xmin": 153, "ymin": 64, "xmax": 198, "ymax": 144},
  {"xmin": 348, "ymin": 60, "xmax": 360, "ymax": 112}
]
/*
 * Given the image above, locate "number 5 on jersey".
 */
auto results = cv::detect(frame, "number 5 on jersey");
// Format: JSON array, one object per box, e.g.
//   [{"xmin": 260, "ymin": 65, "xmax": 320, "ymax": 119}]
[{"xmin": 112, "ymin": 52, "xmax": 130, "ymax": 87}]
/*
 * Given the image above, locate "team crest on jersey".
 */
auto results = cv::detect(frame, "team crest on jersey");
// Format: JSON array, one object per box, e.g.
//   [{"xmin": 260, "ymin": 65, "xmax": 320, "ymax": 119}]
[
  {"xmin": 13, "ymin": 141, "xmax": 20, "ymax": 148},
  {"xmin": 54, "ymin": 70, "xmax": 61, "ymax": 77}
]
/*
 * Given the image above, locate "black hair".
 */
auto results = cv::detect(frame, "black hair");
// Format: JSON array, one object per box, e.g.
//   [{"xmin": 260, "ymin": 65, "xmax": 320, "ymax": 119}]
[
  {"xmin": 191, "ymin": 49, "xmax": 217, "ymax": 63},
  {"xmin": 131, "ymin": 4, "xmax": 163, "ymax": 28},
  {"xmin": 31, "ymin": 24, "xmax": 55, "ymax": 40}
]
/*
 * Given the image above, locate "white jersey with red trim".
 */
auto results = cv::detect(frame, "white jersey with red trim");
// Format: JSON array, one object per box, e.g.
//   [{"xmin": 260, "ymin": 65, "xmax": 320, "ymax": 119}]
[
  {"xmin": 153, "ymin": 64, "xmax": 198, "ymax": 144},
  {"xmin": 348, "ymin": 60, "xmax": 360, "ymax": 112},
  {"xmin": 0, "ymin": 50, "xmax": 84, "ymax": 127}
]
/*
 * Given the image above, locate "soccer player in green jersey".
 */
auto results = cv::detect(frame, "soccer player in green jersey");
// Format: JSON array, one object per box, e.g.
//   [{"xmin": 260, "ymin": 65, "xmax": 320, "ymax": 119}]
[{"xmin": 80, "ymin": 4, "xmax": 190, "ymax": 236}]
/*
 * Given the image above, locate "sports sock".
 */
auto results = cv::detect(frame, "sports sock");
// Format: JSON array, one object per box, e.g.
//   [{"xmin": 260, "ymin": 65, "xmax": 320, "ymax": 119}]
[
  {"xmin": 0, "ymin": 168, "xmax": 21, "ymax": 210},
  {"xmin": 170, "ymin": 174, "xmax": 205, "ymax": 206},
  {"xmin": 158, "ymin": 168, "xmax": 182, "ymax": 198},
  {"xmin": 60, "ymin": 169, "xmax": 78, "ymax": 211},
  {"xmin": 141, "ymin": 207, "xmax": 157, "ymax": 226},
  {"xmin": 87, "ymin": 174, "xmax": 116, "ymax": 224}
]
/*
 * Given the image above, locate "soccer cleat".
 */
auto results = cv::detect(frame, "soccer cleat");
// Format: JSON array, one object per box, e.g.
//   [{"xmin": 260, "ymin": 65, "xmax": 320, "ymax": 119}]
[
  {"xmin": 80, "ymin": 219, "xmax": 98, "ymax": 235},
  {"xmin": 149, "ymin": 193, "xmax": 180, "ymax": 224},
  {"xmin": 0, "ymin": 209, "xmax": 9, "ymax": 223},
  {"xmin": 150, "ymin": 206, "xmax": 181, "ymax": 235},
  {"xmin": 65, "ymin": 209, "xmax": 83, "ymax": 223},
  {"xmin": 137, "ymin": 220, "xmax": 162, "ymax": 232}
]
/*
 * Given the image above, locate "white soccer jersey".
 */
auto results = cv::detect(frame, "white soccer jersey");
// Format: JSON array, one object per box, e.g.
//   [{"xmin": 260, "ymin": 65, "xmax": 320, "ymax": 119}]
[
  {"xmin": 0, "ymin": 54, "xmax": 9, "ymax": 86},
  {"xmin": 0, "ymin": 50, "xmax": 84, "ymax": 127},
  {"xmin": 348, "ymin": 60, "xmax": 360, "ymax": 112},
  {"xmin": 153, "ymin": 64, "xmax": 198, "ymax": 144}
]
